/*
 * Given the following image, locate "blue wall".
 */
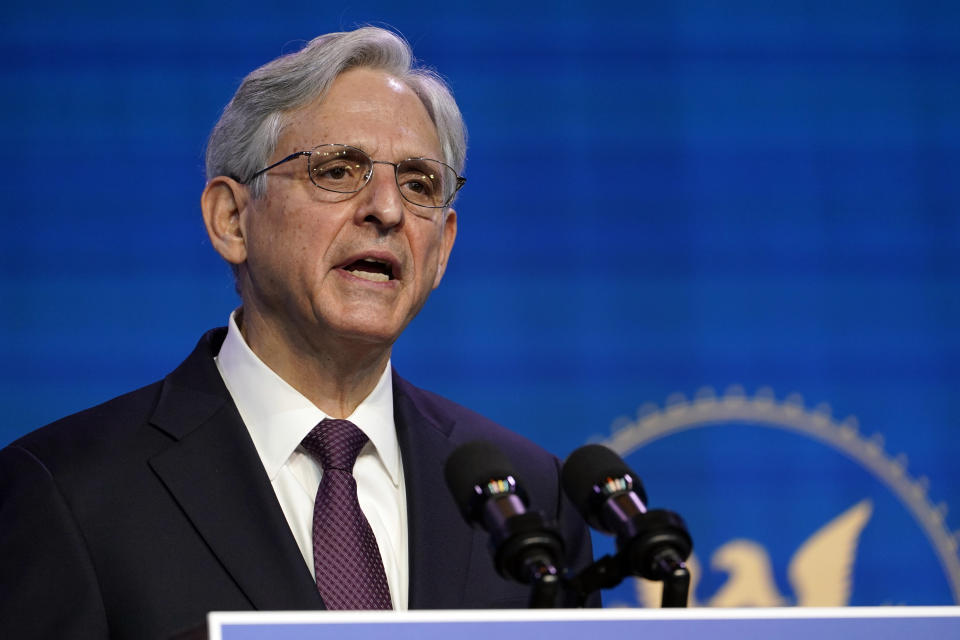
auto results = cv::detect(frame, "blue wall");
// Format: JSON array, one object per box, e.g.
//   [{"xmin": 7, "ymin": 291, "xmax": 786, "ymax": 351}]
[{"xmin": 3, "ymin": 0, "xmax": 958, "ymax": 605}]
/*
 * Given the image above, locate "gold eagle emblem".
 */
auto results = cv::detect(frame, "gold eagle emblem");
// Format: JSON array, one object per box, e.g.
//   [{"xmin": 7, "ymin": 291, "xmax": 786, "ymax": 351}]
[{"xmin": 635, "ymin": 499, "xmax": 873, "ymax": 607}]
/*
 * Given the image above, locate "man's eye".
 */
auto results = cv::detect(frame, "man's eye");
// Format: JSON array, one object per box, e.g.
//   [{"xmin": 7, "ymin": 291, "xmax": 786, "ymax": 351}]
[
  {"xmin": 400, "ymin": 173, "xmax": 436, "ymax": 196},
  {"xmin": 405, "ymin": 179, "xmax": 427, "ymax": 194},
  {"xmin": 314, "ymin": 162, "xmax": 359, "ymax": 181},
  {"xmin": 322, "ymin": 166, "xmax": 348, "ymax": 179}
]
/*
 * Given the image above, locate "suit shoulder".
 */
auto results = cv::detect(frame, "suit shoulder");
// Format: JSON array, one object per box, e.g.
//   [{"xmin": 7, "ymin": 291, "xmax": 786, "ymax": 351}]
[
  {"xmin": 8, "ymin": 328, "xmax": 227, "ymax": 460},
  {"xmin": 6, "ymin": 381, "xmax": 165, "ymax": 471},
  {"xmin": 396, "ymin": 377, "xmax": 557, "ymax": 464}
]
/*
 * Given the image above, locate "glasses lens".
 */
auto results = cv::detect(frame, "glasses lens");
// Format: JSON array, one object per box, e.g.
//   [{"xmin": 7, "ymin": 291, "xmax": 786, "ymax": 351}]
[
  {"xmin": 396, "ymin": 158, "xmax": 457, "ymax": 208},
  {"xmin": 308, "ymin": 145, "xmax": 370, "ymax": 193}
]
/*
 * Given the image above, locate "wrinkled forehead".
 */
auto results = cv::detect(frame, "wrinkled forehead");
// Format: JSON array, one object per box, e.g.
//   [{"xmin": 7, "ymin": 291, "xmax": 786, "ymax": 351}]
[{"xmin": 278, "ymin": 68, "xmax": 443, "ymax": 161}]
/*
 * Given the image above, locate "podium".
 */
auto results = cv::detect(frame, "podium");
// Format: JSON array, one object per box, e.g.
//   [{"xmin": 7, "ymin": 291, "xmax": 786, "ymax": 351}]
[{"xmin": 209, "ymin": 607, "xmax": 960, "ymax": 640}]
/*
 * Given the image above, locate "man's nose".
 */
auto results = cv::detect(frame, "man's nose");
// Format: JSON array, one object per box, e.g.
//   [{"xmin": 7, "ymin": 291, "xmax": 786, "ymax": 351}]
[{"xmin": 354, "ymin": 162, "xmax": 404, "ymax": 229}]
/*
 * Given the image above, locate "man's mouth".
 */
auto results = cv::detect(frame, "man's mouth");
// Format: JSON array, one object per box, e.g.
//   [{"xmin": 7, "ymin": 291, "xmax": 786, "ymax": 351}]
[{"xmin": 342, "ymin": 257, "xmax": 395, "ymax": 282}]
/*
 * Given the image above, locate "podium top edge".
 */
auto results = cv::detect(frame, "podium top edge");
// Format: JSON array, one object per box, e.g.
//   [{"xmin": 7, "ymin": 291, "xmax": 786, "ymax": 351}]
[{"xmin": 208, "ymin": 606, "xmax": 960, "ymax": 626}]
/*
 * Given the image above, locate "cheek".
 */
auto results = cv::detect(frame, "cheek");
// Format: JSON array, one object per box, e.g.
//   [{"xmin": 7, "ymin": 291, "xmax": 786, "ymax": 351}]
[
  {"xmin": 249, "ymin": 202, "xmax": 330, "ymax": 281},
  {"xmin": 276, "ymin": 193, "xmax": 329, "ymax": 243},
  {"xmin": 415, "ymin": 233, "xmax": 445, "ymax": 285}
]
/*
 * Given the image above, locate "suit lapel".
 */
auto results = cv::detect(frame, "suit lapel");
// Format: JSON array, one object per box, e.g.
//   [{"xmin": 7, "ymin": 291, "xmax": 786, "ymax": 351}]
[
  {"xmin": 145, "ymin": 331, "xmax": 484, "ymax": 611},
  {"xmin": 393, "ymin": 374, "xmax": 481, "ymax": 609},
  {"xmin": 147, "ymin": 330, "xmax": 322, "ymax": 611}
]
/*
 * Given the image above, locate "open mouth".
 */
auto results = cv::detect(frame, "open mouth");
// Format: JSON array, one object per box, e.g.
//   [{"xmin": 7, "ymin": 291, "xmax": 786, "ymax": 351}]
[{"xmin": 342, "ymin": 257, "xmax": 395, "ymax": 282}]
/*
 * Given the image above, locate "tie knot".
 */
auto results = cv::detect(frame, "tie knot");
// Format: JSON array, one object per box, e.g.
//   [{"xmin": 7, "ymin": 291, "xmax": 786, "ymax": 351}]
[{"xmin": 302, "ymin": 419, "xmax": 369, "ymax": 471}]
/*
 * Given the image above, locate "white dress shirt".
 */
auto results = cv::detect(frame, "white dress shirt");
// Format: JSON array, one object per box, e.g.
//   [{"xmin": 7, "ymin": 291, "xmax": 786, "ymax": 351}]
[{"xmin": 213, "ymin": 311, "xmax": 408, "ymax": 610}]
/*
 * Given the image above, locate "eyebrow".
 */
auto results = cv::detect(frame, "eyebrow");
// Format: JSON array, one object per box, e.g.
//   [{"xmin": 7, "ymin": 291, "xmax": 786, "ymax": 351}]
[{"xmin": 323, "ymin": 140, "xmax": 443, "ymax": 163}]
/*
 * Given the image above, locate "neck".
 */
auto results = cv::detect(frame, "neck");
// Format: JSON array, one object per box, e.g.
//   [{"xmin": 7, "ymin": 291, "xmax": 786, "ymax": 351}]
[{"xmin": 236, "ymin": 307, "xmax": 391, "ymax": 418}]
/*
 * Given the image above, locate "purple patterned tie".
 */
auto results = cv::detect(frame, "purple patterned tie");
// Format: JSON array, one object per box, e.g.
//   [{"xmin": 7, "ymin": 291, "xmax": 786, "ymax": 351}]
[{"xmin": 301, "ymin": 418, "xmax": 393, "ymax": 610}]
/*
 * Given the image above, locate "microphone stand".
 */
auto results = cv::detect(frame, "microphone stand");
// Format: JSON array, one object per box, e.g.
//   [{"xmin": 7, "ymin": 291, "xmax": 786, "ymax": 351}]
[
  {"xmin": 564, "ymin": 553, "xmax": 627, "ymax": 607},
  {"xmin": 564, "ymin": 508, "xmax": 692, "ymax": 608},
  {"xmin": 525, "ymin": 558, "xmax": 561, "ymax": 608},
  {"xmin": 492, "ymin": 511, "xmax": 566, "ymax": 608},
  {"xmin": 652, "ymin": 549, "xmax": 690, "ymax": 608}
]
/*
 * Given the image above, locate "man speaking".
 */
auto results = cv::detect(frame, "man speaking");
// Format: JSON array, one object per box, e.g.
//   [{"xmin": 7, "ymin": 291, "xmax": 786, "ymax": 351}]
[{"xmin": 0, "ymin": 27, "xmax": 594, "ymax": 638}]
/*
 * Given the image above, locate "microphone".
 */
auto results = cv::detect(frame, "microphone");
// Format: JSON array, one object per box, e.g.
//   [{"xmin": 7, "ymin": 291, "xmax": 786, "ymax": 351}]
[
  {"xmin": 561, "ymin": 444, "xmax": 692, "ymax": 586},
  {"xmin": 444, "ymin": 441, "xmax": 564, "ymax": 595}
]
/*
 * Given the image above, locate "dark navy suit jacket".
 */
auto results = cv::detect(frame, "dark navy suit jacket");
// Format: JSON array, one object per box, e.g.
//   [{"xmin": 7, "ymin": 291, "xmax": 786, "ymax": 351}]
[{"xmin": 0, "ymin": 329, "xmax": 595, "ymax": 638}]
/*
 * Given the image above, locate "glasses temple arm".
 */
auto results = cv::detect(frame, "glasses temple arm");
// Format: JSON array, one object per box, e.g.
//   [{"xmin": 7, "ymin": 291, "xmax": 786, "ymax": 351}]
[{"xmin": 244, "ymin": 151, "xmax": 311, "ymax": 184}]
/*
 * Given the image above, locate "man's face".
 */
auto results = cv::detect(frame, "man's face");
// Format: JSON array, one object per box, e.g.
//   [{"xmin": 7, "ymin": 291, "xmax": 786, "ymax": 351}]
[{"xmin": 238, "ymin": 67, "xmax": 457, "ymax": 351}]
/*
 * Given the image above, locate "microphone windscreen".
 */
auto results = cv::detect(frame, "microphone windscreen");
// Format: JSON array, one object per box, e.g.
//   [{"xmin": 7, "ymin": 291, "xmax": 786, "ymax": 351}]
[
  {"xmin": 444, "ymin": 441, "xmax": 518, "ymax": 519},
  {"xmin": 561, "ymin": 444, "xmax": 648, "ymax": 518}
]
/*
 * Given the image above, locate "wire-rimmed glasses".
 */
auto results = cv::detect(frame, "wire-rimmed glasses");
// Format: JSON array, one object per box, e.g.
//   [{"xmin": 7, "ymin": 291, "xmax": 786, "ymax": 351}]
[{"xmin": 244, "ymin": 144, "xmax": 466, "ymax": 214}]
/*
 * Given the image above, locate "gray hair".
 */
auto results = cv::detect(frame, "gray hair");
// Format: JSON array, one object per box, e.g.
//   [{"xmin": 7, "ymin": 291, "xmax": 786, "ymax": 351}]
[{"xmin": 205, "ymin": 27, "xmax": 467, "ymax": 200}]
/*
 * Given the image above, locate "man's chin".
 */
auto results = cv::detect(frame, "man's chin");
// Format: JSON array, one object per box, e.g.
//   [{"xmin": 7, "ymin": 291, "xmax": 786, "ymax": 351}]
[{"xmin": 323, "ymin": 317, "xmax": 406, "ymax": 349}]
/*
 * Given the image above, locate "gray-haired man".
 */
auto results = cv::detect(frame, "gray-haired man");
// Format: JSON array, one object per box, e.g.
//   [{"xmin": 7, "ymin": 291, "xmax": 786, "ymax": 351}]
[{"xmin": 0, "ymin": 28, "xmax": 596, "ymax": 638}]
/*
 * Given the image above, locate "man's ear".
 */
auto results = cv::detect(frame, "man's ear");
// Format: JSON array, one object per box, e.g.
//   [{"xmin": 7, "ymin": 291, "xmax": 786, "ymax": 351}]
[
  {"xmin": 201, "ymin": 176, "xmax": 249, "ymax": 265},
  {"xmin": 432, "ymin": 207, "xmax": 457, "ymax": 289}
]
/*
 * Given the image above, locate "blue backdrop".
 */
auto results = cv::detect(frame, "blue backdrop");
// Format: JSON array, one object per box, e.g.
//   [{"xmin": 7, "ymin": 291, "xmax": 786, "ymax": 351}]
[{"xmin": 2, "ymin": 1, "xmax": 958, "ymax": 606}]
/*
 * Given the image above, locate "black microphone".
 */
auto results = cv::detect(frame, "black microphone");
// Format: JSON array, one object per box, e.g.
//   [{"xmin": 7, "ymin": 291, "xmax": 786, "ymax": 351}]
[
  {"xmin": 444, "ymin": 441, "xmax": 564, "ymax": 599},
  {"xmin": 561, "ymin": 444, "xmax": 692, "ymax": 588}
]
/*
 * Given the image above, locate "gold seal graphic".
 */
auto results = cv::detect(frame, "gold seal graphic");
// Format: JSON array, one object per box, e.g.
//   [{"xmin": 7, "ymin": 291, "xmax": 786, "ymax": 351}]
[{"xmin": 595, "ymin": 385, "xmax": 960, "ymax": 605}]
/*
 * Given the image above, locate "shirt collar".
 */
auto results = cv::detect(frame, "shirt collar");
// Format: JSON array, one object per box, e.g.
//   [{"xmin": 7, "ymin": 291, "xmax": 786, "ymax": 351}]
[{"xmin": 214, "ymin": 310, "xmax": 400, "ymax": 485}]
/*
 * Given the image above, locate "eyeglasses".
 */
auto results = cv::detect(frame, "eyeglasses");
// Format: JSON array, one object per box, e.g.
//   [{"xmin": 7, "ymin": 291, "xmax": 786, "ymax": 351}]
[{"xmin": 244, "ymin": 144, "xmax": 466, "ymax": 211}]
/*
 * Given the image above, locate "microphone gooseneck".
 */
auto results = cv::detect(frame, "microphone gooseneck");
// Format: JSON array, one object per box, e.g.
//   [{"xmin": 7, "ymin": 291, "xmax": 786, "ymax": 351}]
[
  {"xmin": 444, "ymin": 441, "xmax": 564, "ymax": 607},
  {"xmin": 561, "ymin": 444, "xmax": 693, "ymax": 606}
]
